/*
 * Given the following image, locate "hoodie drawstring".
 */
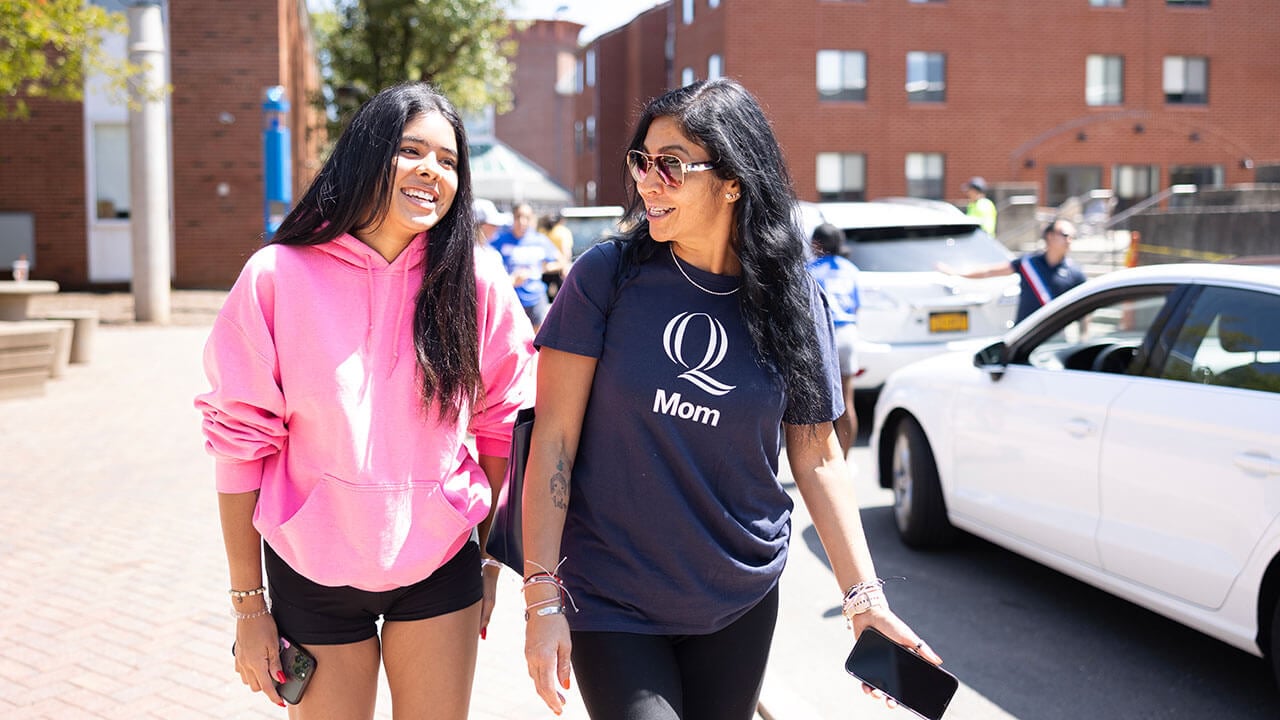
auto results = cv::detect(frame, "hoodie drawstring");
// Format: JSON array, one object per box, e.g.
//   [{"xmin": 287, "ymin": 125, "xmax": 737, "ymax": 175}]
[
  {"xmin": 389, "ymin": 262, "xmax": 409, "ymax": 378},
  {"xmin": 363, "ymin": 259, "xmax": 376, "ymax": 356}
]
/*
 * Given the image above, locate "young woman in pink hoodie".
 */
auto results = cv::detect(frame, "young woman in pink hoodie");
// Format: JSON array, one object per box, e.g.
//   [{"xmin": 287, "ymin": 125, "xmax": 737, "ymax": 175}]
[{"xmin": 196, "ymin": 83, "xmax": 534, "ymax": 718}]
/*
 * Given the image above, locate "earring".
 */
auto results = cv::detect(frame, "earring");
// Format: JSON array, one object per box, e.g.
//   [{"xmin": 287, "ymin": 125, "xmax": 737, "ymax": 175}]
[{"xmin": 725, "ymin": 192, "xmax": 740, "ymax": 201}]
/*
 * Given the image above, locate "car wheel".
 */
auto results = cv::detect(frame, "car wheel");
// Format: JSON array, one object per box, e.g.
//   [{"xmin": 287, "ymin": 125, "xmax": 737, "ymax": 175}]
[{"xmin": 890, "ymin": 417, "xmax": 955, "ymax": 548}]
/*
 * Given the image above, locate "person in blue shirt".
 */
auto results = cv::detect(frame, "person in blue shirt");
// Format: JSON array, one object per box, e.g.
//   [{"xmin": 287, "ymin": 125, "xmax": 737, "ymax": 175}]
[
  {"xmin": 807, "ymin": 222, "xmax": 861, "ymax": 457},
  {"xmin": 520, "ymin": 79, "xmax": 940, "ymax": 720},
  {"xmin": 489, "ymin": 203, "xmax": 565, "ymax": 330}
]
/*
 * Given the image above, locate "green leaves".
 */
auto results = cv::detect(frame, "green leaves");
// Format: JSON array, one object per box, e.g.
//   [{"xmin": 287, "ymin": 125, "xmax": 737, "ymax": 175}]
[
  {"xmin": 315, "ymin": 0, "xmax": 521, "ymax": 121},
  {"xmin": 0, "ymin": 0, "xmax": 149, "ymax": 118}
]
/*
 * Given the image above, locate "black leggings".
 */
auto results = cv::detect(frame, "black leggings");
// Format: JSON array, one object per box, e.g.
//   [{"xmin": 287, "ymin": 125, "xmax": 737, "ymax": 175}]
[{"xmin": 569, "ymin": 586, "xmax": 779, "ymax": 720}]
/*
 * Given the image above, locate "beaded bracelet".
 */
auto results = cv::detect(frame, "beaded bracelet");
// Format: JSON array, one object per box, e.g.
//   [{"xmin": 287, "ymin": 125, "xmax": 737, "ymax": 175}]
[{"xmin": 228, "ymin": 586, "xmax": 266, "ymax": 599}]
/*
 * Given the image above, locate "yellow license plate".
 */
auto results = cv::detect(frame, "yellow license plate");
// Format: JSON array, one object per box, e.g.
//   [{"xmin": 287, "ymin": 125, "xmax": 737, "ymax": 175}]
[{"xmin": 929, "ymin": 311, "xmax": 969, "ymax": 333}]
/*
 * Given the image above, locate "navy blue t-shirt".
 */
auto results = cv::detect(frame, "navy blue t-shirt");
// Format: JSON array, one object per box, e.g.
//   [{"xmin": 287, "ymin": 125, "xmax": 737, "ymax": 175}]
[
  {"xmin": 534, "ymin": 242, "xmax": 843, "ymax": 634},
  {"xmin": 1012, "ymin": 252, "xmax": 1087, "ymax": 323}
]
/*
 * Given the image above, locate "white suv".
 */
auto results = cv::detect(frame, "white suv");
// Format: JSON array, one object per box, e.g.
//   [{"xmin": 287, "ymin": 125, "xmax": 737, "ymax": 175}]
[{"xmin": 806, "ymin": 199, "xmax": 1020, "ymax": 390}]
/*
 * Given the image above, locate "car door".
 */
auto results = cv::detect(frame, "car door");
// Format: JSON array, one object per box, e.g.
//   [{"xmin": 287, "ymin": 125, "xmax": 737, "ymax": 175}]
[
  {"xmin": 950, "ymin": 289, "xmax": 1175, "ymax": 567},
  {"xmin": 1098, "ymin": 284, "xmax": 1280, "ymax": 608}
]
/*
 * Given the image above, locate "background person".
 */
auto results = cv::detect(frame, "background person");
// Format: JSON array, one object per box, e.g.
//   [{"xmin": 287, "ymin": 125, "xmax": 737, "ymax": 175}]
[
  {"xmin": 940, "ymin": 218, "xmax": 1087, "ymax": 323},
  {"xmin": 521, "ymin": 78, "xmax": 940, "ymax": 720},
  {"xmin": 807, "ymin": 222, "xmax": 861, "ymax": 458},
  {"xmin": 490, "ymin": 203, "xmax": 565, "ymax": 330},
  {"xmin": 964, "ymin": 176, "xmax": 997, "ymax": 236},
  {"xmin": 195, "ymin": 82, "xmax": 534, "ymax": 719},
  {"xmin": 473, "ymin": 198, "xmax": 511, "ymax": 279}
]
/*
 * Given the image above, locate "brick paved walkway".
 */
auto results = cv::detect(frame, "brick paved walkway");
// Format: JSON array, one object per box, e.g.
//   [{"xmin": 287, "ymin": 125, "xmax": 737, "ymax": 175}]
[{"xmin": 1, "ymin": 292, "xmax": 590, "ymax": 719}]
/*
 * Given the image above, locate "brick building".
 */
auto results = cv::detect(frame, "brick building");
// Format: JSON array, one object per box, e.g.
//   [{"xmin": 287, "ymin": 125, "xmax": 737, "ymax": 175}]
[
  {"xmin": 0, "ymin": 0, "xmax": 323, "ymax": 289},
  {"xmin": 494, "ymin": 19, "xmax": 583, "ymax": 195},
  {"xmin": 567, "ymin": 0, "xmax": 1280, "ymax": 212}
]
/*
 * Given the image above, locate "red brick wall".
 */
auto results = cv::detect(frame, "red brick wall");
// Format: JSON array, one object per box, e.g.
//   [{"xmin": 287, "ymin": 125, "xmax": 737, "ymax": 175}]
[
  {"xmin": 0, "ymin": 100, "xmax": 87, "ymax": 284},
  {"xmin": 0, "ymin": 0, "xmax": 322, "ymax": 289},
  {"xmin": 577, "ymin": 5, "xmax": 672, "ymax": 206},
  {"xmin": 495, "ymin": 20, "xmax": 583, "ymax": 192},
  {"xmin": 593, "ymin": 0, "xmax": 1280, "ymax": 204}
]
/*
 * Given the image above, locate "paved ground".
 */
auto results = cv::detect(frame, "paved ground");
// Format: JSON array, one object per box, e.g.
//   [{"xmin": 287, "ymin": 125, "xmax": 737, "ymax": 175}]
[{"xmin": 1, "ymin": 291, "xmax": 592, "ymax": 719}]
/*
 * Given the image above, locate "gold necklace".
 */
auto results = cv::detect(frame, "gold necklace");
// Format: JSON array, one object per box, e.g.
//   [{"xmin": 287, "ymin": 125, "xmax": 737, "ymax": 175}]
[{"xmin": 669, "ymin": 244, "xmax": 739, "ymax": 296}]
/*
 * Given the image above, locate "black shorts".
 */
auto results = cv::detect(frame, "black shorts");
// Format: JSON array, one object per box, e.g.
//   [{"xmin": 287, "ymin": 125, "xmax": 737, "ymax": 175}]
[{"xmin": 264, "ymin": 540, "xmax": 482, "ymax": 645}]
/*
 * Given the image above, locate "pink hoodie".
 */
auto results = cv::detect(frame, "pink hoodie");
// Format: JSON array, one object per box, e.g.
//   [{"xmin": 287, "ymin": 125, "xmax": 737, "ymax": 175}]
[{"xmin": 195, "ymin": 232, "xmax": 534, "ymax": 591}]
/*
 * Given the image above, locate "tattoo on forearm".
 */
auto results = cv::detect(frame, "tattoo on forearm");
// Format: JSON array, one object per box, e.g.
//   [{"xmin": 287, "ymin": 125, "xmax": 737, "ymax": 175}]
[{"xmin": 550, "ymin": 454, "xmax": 570, "ymax": 510}]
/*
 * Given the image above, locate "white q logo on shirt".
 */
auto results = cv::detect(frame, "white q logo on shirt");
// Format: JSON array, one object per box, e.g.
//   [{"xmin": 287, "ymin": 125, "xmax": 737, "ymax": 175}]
[{"xmin": 662, "ymin": 312, "xmax": 736, "ymax": 396}]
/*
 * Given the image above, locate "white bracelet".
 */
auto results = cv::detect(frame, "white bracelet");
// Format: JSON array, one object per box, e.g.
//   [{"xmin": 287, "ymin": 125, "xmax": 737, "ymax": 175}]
[
  {"xmin": 481, "ymin": 558, "xmax": 503, "ymax": 572},
  {"xmin": 228, "ymin": 586, "xmax": 265, "ymax": 598}
]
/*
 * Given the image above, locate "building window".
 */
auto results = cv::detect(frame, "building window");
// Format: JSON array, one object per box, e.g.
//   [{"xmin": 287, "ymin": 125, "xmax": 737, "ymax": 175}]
[
  {"xmin": 1164, "ymin": 56, "xmax": 1207, "ymax": 104},
  {"xmin": 574, "ymin": 121, "xmax": 583, "ymax": 154},
  {"xmin": 555, "ymin": 52, "xmax": 576, "ymax": 95},
  {"xmin": 708, "ymin": 54, "xmax": 722, "ymax": 80},
  {"xmin": 1167, "ymin": 0, "xmax": 1208, "ymax": 5},
  {"xmin": 585, "ymin": 49, "xmax": 596, "ymax": 88},
  {"xmin": 93, "ymin": 124, "xmax": 130, "ymax": 220},
  {"xmin": 585, "ymin": 116, "xmax": 596, "ymax": 152},
  {"xmin": 683, "ymin": 0, "xmax": 694, "ymax": 24},
  {"xmin": 905, "ymin": 152, "xmax": 944, "ymax": 200},
  {"xmin": 817, "ymin": 50, "xmax": 866, "ymax": 102},
  {"xmin": 1047, "ymin": 165, "xmax": 1103, "ymax": 207},
  {"xmin": 709, "ymin": 0, "xmax": 720, "ymax": 7},
  {"xmin": 1090, "ymin": 0, "xmax": 1124, "ymax": 6},
  {"xmin": 575, "ymin": 58, "xmax": 584, "ymax": 94},
  {"xmin": 1113, "ymin": 164, "xmax": 1159, "ymax": 213},
  {"xmin": 906, "ymin": 52, "xmax": 945, "ymax": 103},
  {"xmin": 817, "ymin": 153, "xmax": 866, "ymax": 201},
  {"xmin": 1169, "ymin": 164, "xmax": 1223, "ymax": 194},
  {"xmin": 682, "ymin": 67, "xmax": 696, "ymax": 87},
  {"xmin": 586, "ymin": 180, "xmax": 598, "ymax": 204},
  {"xmin": 909, "ymin": 0, "xmax": 945, "ymax": 3},
  {"xmin": 1086, "ymin": 54, "xmax": 1124, "ymax": 106}
]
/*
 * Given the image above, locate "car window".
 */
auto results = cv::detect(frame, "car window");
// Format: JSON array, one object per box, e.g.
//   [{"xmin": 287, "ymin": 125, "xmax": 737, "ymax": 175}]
[
  {"xmin": 1022, "ymin": 292, "xmax": 1172, "ymax": 373},
  {"xmin": 562, "ymin": 214, "xmax": 625, "ymax": 258},
  {"xmin": 841, "ymin": 226, "xmax": 1009, "ymax": 272},
  {"xmin": 1160, "ymin": 286, "xmax": 1280, "ymax": 394}
]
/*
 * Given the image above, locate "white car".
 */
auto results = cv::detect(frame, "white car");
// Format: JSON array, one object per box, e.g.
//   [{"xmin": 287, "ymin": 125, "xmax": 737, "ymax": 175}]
[
  {"xmin": 809, "ymin": 200, "xmax": 1020, "ymax": 390},
  {"xmin": 870, "ymin": 262, "xmax": 1280, "ymax": 687}
]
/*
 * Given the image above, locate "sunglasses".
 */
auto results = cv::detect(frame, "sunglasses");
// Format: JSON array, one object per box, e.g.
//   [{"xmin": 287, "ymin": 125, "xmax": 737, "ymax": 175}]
[{"xmin": 627, "ymin": 150, "xmax": 717, "ymax": 188}]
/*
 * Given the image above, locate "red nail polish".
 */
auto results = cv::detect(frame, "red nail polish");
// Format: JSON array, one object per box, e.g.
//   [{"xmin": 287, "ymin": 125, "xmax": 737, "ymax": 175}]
[
  {"xmin": 276, "ymin": 670, "xmax": 287, "ymax": 683},
  {"xmin": 562, "ymin": 678, "xmax": 570, "ymax": 690},
  {"xmin": 278, "ymin": 701, "xmax": 287, "ymax": 707},
  {"xmin": 480, "ymin": 627, "xmax": 487, "ymax": 640}
]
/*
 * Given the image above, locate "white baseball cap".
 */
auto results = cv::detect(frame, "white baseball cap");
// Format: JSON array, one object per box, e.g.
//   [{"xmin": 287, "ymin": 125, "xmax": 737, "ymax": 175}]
[{"xmin": 473, "ymin": 198, "xmax": 512, "ymax": 226}]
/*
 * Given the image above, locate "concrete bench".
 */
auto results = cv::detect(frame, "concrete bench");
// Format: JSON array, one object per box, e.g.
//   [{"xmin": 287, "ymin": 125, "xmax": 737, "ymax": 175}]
[
  {"xmin": 36, "ymin": 309, "xmax": 98, "ymax": 364},
  {"xmin": 0, "ymin": 320, "xmax": 73, "ymax": 399}
]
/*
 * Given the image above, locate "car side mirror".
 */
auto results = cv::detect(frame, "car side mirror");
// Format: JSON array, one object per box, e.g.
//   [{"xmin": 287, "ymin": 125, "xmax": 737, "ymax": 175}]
[{"xmin": 973, "ymin": 341, "xmax": 1007, "ymax": 380}]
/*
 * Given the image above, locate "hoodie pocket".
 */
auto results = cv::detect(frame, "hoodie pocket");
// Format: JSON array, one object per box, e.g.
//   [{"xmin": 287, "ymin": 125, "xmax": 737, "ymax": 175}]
[{"xmin": 267, "ymin": 473, "xmax": 472, "ymax": 591}]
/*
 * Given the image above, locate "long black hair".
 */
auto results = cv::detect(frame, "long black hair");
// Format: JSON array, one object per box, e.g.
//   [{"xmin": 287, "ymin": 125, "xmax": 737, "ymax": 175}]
[
  {"xmin": 617, "ymin": 79, "xmax": 830, "ymax": 421},
  {"xmin": 270, "ymin": 82, "xmax": 481, "ymax": 421}
]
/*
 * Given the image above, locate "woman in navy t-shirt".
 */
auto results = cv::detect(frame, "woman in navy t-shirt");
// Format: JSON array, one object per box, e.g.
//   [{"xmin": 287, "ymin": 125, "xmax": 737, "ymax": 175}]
[{"xmin": 521, "ymin": 79, "xmax": 941, "ymax": 720}]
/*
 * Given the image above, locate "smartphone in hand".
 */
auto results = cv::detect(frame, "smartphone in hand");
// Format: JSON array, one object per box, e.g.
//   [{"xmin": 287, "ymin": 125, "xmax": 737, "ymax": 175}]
[
  {"xmin": 845, "ymin": 627, "xmax": 957, "ymax": 720},
  {"xmin": 232, "ymin": 636, "xmax": 317, "ymax": 705},
  {"xmin": 276, "ymin": 636, "xmax": 317, "ymax": 705}
]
